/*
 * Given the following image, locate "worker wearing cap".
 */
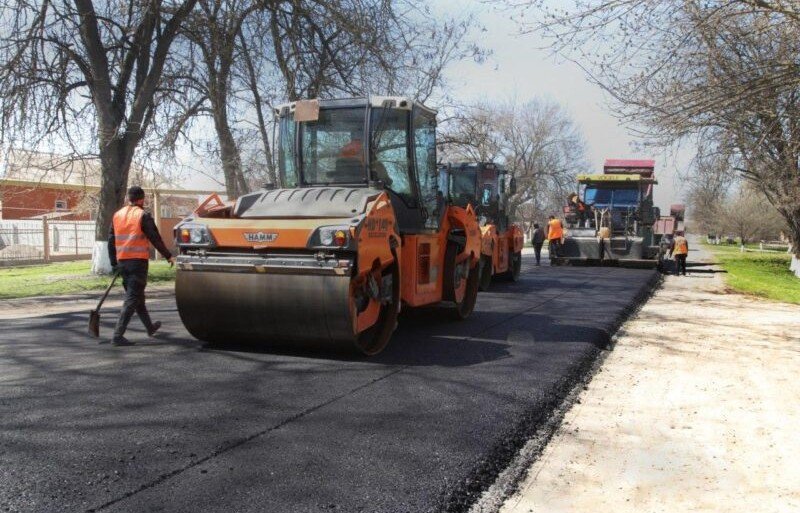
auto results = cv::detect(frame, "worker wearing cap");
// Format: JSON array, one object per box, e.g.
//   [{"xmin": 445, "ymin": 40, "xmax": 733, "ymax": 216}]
[
  {"xmin": 107, "ymin": 186, "xmax": 176, "ymax": 346},
  {"xmin": 670, "ymin": 231, "xmax": 689, "ymax": 276},
  {"xmin": 547, "ymin": 215, "xmax": 564, "ymax": 264}
]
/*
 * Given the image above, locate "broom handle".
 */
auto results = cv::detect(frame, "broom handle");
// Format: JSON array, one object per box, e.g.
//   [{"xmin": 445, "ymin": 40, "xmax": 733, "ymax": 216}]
[{"xmin": 95, "ymin": 272, "xmax": 120, "ymax": 311}]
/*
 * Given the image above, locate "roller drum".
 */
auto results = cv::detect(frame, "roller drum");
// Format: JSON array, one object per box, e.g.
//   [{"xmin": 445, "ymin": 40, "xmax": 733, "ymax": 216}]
[{"xmin": 176, "ymin": 270, "xmax": 356, "ymax": 349}]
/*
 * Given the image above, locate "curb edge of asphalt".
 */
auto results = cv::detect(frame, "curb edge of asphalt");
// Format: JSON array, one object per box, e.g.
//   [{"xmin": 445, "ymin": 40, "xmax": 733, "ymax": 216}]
[
  {"xmin": 448, "ymin": 270, "xmax": 664, "ymax": 513},
  {"xmin": 0, "ymin": 284, "xmax": 175, "ymax": 309}
]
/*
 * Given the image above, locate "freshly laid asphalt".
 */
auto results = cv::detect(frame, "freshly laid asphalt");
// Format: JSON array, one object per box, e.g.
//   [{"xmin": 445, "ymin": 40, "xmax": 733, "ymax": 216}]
[{"xmin": 0, "ymin": 255, "xmax": 658, "ymax": 513}]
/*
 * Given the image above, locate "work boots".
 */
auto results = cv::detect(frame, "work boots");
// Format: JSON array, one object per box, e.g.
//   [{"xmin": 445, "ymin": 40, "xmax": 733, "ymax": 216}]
[
  {"xmin": 111, "ymin": 336, "xmax": 135, "ymax": 347},
  {"xmin": 147, "ymin": 321, "xmax": 162, "ymax": 337}
]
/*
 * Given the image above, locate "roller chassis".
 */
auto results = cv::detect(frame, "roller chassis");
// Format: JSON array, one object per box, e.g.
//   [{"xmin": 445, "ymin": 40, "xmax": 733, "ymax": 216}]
[
  {"xmin": 174, "ymin": 96, "xmax": 481, "ymax": 355},
  {"xmin": 176, "ymin": 190, "xmax": 480, "ymax": 355},
  {"xmin": 478, "ymin": 224, "xmax": 525, "ymax": 290},
  {"xmin": 441, "ymin": 162, "xmax": 524, "ymax": 291}
]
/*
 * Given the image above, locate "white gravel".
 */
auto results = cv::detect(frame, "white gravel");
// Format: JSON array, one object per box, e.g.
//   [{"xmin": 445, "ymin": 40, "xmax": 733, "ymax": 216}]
[{"xmin": 499, "ymin": 242, "xmax": 800, "ymax": 513}]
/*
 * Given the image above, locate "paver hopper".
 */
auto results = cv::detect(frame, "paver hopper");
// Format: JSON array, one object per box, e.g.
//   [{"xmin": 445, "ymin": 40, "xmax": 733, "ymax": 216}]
[{"xmin": 174, "ymin": 97, "xmax": 481, "ymax": 355}]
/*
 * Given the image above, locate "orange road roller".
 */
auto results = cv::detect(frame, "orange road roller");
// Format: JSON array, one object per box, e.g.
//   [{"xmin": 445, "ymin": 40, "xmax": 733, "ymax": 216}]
[
  {"xmin": 441, "ymin": 162, "xmax": 524, "ymax": 290},
  {"xmin": 174, "ymin": 97, "xmax": 481, "ymax": 355}
]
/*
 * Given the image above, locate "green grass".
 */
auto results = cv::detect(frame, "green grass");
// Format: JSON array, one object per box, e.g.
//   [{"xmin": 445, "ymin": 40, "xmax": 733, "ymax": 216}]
[
  {"xmin": 0, "ymin": 260, "xmax": 175, "ymax": 300},
  {"xmin": 706, "ymin": 244, "xmax": 800, "ymax": 304}
]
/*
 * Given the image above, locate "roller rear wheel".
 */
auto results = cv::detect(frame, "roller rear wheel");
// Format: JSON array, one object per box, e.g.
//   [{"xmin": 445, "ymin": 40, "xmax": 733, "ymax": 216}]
[
  {"xmin": 444, "ymin": 243, "xmax": 479, "ymax": 320},
  {"xmin": 454, "ymin": 261, "xmax": 479, "ymax": 319},
  {"xmin": 504, "ymin": 251, "xmax": 522, "ymax": 281},
  {"xmin": 478, "ymin": 255, "xmax": 493, "ymax": 291},
  {"xmin": 354, "ymin": 263, "xmax": 399, "ymax": 356}
]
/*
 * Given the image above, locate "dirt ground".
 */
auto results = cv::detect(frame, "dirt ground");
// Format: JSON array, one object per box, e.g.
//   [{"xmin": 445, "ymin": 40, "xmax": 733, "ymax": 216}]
[{"xmin": 499, "ymin": 243, "xmax": 800, "ymax": 513}]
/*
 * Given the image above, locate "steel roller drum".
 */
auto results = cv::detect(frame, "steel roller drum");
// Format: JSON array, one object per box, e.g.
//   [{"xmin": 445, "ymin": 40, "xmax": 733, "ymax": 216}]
[{"xmin": 176, "ymin": 270, "xmax": 356, "ymax": 349}]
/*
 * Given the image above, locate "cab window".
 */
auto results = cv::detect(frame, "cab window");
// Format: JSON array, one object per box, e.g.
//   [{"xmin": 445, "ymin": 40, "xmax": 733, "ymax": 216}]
[
  {"xmin": 300, "ymin": 107, "xmax": 366, "ymax": 185},
  {"xmin": 370, "ymin": 108, "xmax": 413, "ymax": 202},
  {"xmin": 278, "ymin": 115, "xmax": 298, "ymax": 188},
  {"xmin": 412, "ymin": 109, "xmax": 440, "ymax": 228}
]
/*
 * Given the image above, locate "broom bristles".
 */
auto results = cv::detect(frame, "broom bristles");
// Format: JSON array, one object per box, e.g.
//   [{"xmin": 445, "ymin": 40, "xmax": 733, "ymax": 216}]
[{"xmin": 88, "ymin": 310, "xmax": 100, "ymax": 338}]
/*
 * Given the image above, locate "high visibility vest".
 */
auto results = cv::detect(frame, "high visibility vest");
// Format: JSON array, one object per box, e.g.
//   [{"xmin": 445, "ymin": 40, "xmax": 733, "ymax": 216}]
[
  {"xmin": 548, "ymin": 219, "xmax": 563, "ymax": 240},
  {"xmin": 113, "ymin": 205, "xmax": 150, "ymax": 260},
  {"xmin": 673, "ymin": 236, "xmax": 688, "ymax": 255}
]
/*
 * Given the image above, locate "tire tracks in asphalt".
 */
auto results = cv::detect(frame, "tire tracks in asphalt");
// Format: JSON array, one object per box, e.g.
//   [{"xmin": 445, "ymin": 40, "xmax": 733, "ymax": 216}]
[{"xmin": 89, "ymin": 364, "xmax": 409, "ymax": 512}]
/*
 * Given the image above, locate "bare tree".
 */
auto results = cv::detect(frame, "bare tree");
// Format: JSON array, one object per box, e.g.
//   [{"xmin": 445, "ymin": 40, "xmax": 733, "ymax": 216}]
[
  {"xmin": 686, "ymin": 144, "xmax": 737, "ymax": 236},
  {"xmin": 181, "ymin": 0, "xmax": 259, "ymax": 198},
  {"xmin": 164, "ymin": 1, "xmax": 481, "ymax": 195},
  {"xmin": 438, "ymin": 103, "xmax": 506, "ymax": 162},
  {"xmin": 237, "ymin": 26, "xmax": 278, "ymax": 186},
  {"xmin": 440, "ymin": 98, "xmax": 588, "ymax": 225},
  {"xmin": 0, "ymin": 0, "xmax": 198, "ymax": 272},
  {"xmin": 723, "ymin": 185, "xmax": 787, "ymax": 244}
]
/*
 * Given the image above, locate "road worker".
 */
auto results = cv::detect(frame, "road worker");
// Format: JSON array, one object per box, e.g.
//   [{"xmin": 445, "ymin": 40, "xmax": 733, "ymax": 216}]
[
  {"xmin": 547, "ymin": 215, "xmax": 564, "ymax": 265},
  {"xmin": 670, "ymin": 230, "xmax": 689, "ymax": 276},
  {"xmin": 568, "ymin": 193, "xmax": 590, "ymax": 226},
  {"xmin": 531, "ymin": 222, "xmax": 545, "ymax": 266},
  {"xmin": 107, "ymin": 186, "xmax": 176, "ymax": 346}
]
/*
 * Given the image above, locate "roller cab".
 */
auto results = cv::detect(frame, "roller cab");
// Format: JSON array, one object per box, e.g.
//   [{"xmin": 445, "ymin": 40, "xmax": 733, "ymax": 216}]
[
  {"xmin": 175, "ymin": 97, "xmax": 480, "ymax": 355},
  {"xmin": 441, "ymin": 162, "xmax": 524, "ymax": 291}
]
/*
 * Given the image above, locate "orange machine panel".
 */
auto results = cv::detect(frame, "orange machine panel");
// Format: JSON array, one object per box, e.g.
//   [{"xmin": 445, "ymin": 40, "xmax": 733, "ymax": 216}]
[{"xmin": 400, "ymin": 234, "xmax": 443, "ymax": 307}]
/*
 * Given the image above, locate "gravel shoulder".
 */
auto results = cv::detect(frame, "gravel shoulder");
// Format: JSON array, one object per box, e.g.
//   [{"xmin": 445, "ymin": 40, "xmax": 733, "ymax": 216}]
[{"xmin": 497, "ymin": 241, "xmax": 800, "ymax": 513}]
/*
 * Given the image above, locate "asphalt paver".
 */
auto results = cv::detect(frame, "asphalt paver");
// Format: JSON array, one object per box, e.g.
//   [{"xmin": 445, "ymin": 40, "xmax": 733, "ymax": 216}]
[{"xmin": 0, "ymin": 256, "xmax": 658, "ymax": 512}]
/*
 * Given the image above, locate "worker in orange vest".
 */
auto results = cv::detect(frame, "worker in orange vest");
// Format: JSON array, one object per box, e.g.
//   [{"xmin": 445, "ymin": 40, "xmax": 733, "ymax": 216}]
[
  {"xmin": 547, "ymin": 215, "xmax": 564, "ymax": 265},
  {"xmin": 670, "ymin": 231, "xmax": 689, "ymax": 276},
  {"xmin": 568, "ymin": 193, "xmax": 590, "ymax": 226},
  {"xmin": 106, "ymin": 186, "xmax": 176, "ymax": 346}
]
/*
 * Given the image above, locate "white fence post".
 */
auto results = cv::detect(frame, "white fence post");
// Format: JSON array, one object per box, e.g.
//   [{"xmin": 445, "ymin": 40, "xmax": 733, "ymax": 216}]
[{"xmin": 42, "ymin": 218, "xmax": 50, "ymax": 263}]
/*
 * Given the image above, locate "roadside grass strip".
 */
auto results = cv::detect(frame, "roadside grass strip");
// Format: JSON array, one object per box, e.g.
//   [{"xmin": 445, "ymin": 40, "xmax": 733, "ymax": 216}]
[
  {"xmin": 0, "ymin": 260, "xmax": 175, "ymax": 299},
  {"xmin": 706, "ymin": 244, "xmax": 800, "ymax": 304}
]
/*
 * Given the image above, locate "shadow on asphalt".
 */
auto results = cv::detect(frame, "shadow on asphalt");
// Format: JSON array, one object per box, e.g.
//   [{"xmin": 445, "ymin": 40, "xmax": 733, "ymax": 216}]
[{"xmin": 3, "ymin": 266, "xmax": 618, "ymax": 370}]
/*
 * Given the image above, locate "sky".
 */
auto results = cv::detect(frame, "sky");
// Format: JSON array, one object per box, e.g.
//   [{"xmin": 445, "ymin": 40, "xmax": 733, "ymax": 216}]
[{"xmin": 432, "ymin": 1, "xmax": 689, "ymax": 211}]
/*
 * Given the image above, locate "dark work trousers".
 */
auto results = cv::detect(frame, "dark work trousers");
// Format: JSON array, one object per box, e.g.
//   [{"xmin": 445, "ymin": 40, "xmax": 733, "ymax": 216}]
[
  {"xmin": 675, "ymin": 254, "xmax": 688, "ymax": 276},
  {"xmin": 548, "ymin": 239, "xmax": 562, "ymax": 264},
  {"xmin": 114, "ymin": 259, "xmax": 154, "ymax": 338},
  {"xmin": 533, "ymin": 242, "xmax": 543, "ymax": 265}
]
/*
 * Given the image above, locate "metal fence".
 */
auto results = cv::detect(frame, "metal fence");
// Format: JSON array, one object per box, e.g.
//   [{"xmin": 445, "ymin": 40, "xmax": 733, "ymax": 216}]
[{"xmin": 0, "ymin": 219, "xmax": 95, "ymax": 266}]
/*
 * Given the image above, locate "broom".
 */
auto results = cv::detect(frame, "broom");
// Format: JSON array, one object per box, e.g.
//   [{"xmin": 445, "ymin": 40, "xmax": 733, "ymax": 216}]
[{"xmin": 88, "ymin": 271, "xmax": 120, "ymax": 338}]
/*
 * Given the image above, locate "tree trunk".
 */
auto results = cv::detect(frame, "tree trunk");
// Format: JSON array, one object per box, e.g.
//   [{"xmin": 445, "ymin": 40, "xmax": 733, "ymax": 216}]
[
  {"xmin": 784, "ymin": 210, "xmax": 800, "ymax": 278},
  {"xmin": 215, "ymin": 111, "xmax": 246, "ymax": 198},
  {"xmin": 209, "ymin": 87, "xmax": 247, "ymax": 199},
  {"xmin": 92, "ymin": 136, "xmax": 135, "ymax": 274}
]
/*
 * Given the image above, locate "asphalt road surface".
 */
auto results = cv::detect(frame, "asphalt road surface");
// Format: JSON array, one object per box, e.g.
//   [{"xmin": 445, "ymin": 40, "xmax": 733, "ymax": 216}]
[{"xmin": 0, "ymin": 256, "xmax": 658, "ymax": 513}]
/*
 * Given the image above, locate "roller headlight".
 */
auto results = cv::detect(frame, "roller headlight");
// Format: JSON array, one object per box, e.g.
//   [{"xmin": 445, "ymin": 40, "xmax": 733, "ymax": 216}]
[
  {"xmin": 320, "ymin": 228, "xmax": 335, "ymax": 246},
  {"xmin": 312, "ymin": 226, "xmax": 351, "ymax": 249},
  {"xmin": 176, "ymin": 223, "xmax": 213, "ymax": 247}
]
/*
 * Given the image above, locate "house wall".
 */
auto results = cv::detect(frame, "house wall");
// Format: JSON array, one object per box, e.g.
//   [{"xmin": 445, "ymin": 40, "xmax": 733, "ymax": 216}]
[{"xmin": 0, "ymin": 184, "xmax": 91, "ymax": 220}]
